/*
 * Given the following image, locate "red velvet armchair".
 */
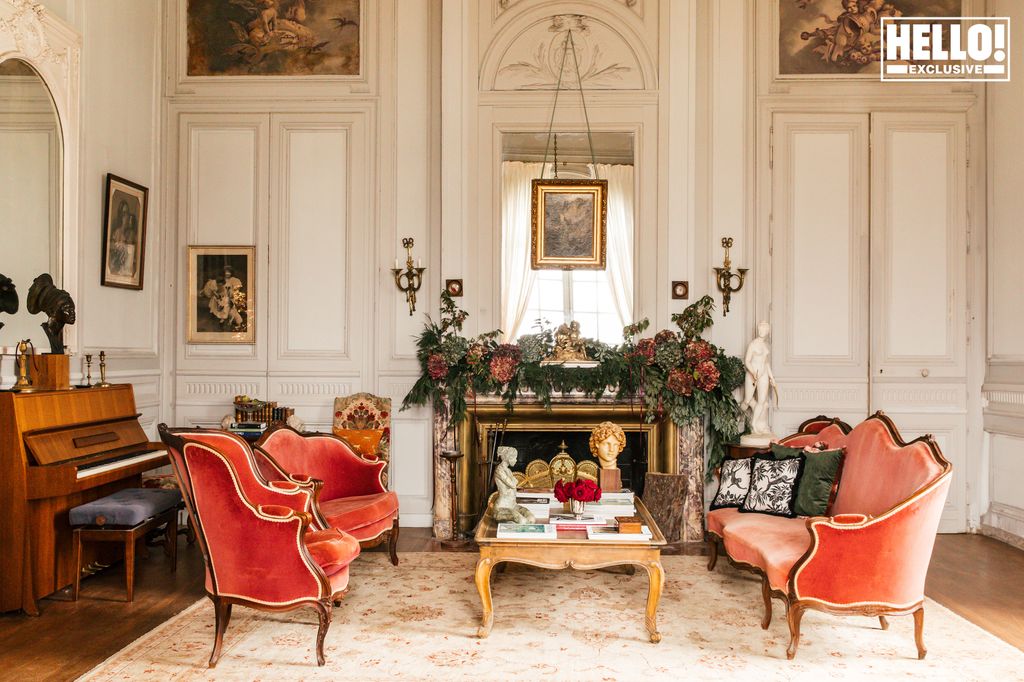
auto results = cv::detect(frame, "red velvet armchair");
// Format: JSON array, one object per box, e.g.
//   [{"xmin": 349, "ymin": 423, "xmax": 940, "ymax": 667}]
[
  {"xmin": 706, "ymin": 413, "xmax": 952, "ymax": 660},
  {"xmin": 254, "ymin": 425, "xmax": 400, "ymax": 565},
  {"xmin": 158, "ymin": 425, "xmax": 360, "ymax": 667}
]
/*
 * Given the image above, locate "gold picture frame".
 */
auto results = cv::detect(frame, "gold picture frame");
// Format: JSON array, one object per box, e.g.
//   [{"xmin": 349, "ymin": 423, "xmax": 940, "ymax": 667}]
[
  {"xmin": 187, "ymin": 245, "xmax": 255, "ymax": 344},
  {"xmin": 531, "ymin": 178, "xmax": 608, "ymax": 270}
]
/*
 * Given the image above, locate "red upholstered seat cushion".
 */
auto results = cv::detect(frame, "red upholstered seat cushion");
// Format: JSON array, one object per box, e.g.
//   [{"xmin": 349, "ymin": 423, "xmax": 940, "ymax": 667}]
[
  {"xmin": 304, "ymin": 528, "xmax": 360, "ymax": 576},
  {"xmin": 721, "ymin": 514, "xmax": 811, "ymax": 591},
  {"xmin": 320, "ymin": 491, "xmax": 399, "ymax": 537},
  {"xmin": 706, "ymin": 507, "xmax": 742, "ymax": 537}
]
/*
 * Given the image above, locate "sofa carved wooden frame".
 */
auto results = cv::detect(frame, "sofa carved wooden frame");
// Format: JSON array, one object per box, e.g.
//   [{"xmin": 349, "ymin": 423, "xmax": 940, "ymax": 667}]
[
  {"xmin": 159, "ymin": 427, "xmax": 348, "ymax": 667},
  {"xmin": 254, "ymin": 424, "xmax": 400, "ymax": 565},
  {"xmin": 706, "ymin": 413, "xmax": 952, "ymax": 660}
]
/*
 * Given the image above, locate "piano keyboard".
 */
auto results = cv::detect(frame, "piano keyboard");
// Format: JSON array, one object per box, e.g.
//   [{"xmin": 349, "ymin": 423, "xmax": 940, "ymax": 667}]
[{"xmin": 76, "ymin": 449, "xmax": 166, "ymax": 480}]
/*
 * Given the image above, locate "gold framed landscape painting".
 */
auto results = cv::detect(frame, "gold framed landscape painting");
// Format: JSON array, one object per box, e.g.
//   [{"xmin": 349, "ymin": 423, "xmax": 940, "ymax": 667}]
[
  {"xmin": 531, "ymin": 179, "xmax": 608, "ymax": 270},
  {"xmin": 187, "ymin": 246, "xmax": 255, "ymax": 344}
]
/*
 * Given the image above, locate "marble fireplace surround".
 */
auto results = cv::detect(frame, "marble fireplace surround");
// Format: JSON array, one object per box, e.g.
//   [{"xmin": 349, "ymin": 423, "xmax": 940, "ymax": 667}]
[{"xmin": 432, "ymin": 395, "xmax": 705, "ymax": 543}]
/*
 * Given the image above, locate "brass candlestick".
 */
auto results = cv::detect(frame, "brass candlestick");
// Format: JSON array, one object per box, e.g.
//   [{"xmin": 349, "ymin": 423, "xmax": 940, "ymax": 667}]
[
  {"xmin": 712, "ymin": 237, "xmax": 748, "ymax": 317},
  {"xmin": 12, "ymin": 339, "xmax": 36, "ymax": 393},
  {"xmin": 83, "ymin": 353, "xmax": 93, "ymax": 387},
  {"xmin": 391, "ymin": 237, "xmax": 426, "ymax": 316},
  {"xmin": 95, "ymin": 350, "xmax": 112, "ymax": 388}
]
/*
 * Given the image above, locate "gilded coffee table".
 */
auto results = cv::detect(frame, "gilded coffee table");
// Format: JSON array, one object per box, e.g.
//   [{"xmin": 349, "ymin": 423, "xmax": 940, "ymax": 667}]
[{"xmin": 473, "ymin": 497, "xmax": 667, "ymax": 642}]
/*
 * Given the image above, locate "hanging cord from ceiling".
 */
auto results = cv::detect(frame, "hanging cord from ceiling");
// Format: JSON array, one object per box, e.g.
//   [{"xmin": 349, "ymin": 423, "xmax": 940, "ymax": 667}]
[{"xmin": 539, "ymin": 28, "xmax": 600, "ymax": 181}]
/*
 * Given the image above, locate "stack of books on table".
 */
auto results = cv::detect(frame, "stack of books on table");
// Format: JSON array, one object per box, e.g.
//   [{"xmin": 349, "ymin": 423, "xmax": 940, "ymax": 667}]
[
  {"xmin": 586, "ymin": 524, "xmax": 654, "ymax": 542},
  {"xmin": 515, "ymin": 494, "xmax": 553, "ymax": 521},
  {"xmin": 229, "ymin": 421, "xmax": 267, "ymax": 437},
  {"xmin": 578, "ymin": 491, "xmax": 636, "ymax": 518},
  {"xmin": 496, "ymin": 523, "xmax": 557, "ymax": 540},
  {"xmin": 547, "ymin": 513, "xmax": 607, "ymax": 531}
]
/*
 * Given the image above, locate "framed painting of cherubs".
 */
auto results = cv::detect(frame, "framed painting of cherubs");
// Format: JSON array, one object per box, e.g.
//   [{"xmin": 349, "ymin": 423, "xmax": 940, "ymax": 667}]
[
  {"xmin": 186, "ymin": 0, "xmax": 361, "ymax": 77},
  {"xmin": 101, "ymin": 174, "xmax": 149, "ymax": 290},
  {"xmin": 531, "ymin": 179, "xmax": 608, "ymax": 270},
  {"xmin": 187, "ymin": 246, "xmax": 256, "ymax": 344}
]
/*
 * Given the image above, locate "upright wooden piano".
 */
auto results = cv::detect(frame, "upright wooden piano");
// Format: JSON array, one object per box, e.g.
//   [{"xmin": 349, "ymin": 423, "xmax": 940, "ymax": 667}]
[{"xmin": 0, "ymin": 385, "xmax": 167, "ymax": 614}]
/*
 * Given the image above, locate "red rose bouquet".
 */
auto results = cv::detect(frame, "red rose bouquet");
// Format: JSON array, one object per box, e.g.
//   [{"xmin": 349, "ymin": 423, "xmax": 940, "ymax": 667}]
[{"xmin": 554, "ymin": 478, "xmax": 602, "ymax": 503}]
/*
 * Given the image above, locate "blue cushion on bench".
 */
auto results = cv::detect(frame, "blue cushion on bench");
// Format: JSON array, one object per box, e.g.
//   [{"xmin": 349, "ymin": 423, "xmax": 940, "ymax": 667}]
[{"xmin": 69, "ymin": 488, "xmax": 182, "ymax": 527}]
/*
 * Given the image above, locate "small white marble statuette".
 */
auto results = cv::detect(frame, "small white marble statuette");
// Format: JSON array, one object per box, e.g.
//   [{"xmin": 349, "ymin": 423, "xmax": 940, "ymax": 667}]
[
  {"xmin": 739, "ymin": 320, "xmax": 779, "ymax": 447},
  {"xmin": 492, "ymin": 446, "xmax": 535, "ymax": 524}
]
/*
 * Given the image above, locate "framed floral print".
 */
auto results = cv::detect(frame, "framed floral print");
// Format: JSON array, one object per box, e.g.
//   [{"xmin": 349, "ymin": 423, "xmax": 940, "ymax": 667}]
[
  {"xmin": 187, "ymin": 246, "xmax": 255, "ymax": 344},
  {"xmin": 101, "ymin": 174, "xmax": 149, "ymax": 290},
  {"xmin": 531, "ymin": 178, "xmax": 608, "ymax": 270}
]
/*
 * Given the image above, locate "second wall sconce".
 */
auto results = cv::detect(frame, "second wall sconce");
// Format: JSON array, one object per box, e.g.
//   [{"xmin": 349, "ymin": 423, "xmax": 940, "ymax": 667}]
[
  {"xmin": 713, "ymin": 237, "xmax": 747, "ymax": 317},
  {"xmin": 392, "ymin": 237, "xmax": 426, "ymax": 316}
]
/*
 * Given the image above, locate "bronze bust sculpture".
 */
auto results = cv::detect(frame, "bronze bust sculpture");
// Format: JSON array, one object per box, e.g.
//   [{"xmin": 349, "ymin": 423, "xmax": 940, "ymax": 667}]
[
  {"xmin": 0, "ymin": 274, "xmax": 17, "ymax": 334},
  {"xmin": 26, "ymin": 273, "xmax": 76, "ymax": 354}
]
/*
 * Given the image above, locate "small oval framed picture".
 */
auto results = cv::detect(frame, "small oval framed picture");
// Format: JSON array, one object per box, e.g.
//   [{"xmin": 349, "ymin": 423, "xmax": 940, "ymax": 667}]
[{"xmin": 101, "ymin": 174, "xmax": 149, "ymax": 290}]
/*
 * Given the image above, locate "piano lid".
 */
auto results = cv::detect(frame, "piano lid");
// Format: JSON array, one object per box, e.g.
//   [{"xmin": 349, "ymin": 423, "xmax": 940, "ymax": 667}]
[{"xmin": 24, "ymin": 416, "xmax": 151, "ymax": 467}]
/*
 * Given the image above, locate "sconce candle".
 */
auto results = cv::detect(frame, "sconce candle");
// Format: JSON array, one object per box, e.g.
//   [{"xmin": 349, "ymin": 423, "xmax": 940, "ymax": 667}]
[
  {"xmin": 712, "ymin": 237, "xmax": 748, "ymax": 317},
  {"xmin": 392, "ymin": 237, "xmax": 427, "ymax": 316}
]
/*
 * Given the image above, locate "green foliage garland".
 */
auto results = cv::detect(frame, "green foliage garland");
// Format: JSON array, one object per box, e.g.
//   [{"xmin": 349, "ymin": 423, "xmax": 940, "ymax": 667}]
[{"xmin": 402, "ymin": 292, "xmax": 746, "ymax": 478}]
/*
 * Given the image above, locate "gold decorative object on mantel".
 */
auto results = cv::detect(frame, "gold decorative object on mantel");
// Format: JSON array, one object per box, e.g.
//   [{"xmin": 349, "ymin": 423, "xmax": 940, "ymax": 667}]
[
  {"xmin": 515, "ymin": 440, "xmax": 599, "ymax": 489},
  {"xmin": 713, "ymin": 237, "xmax": 747, "ymax": 317},
  {"xmin": 540, "ymin": 321, "xmax": 598, "ymax": 367},
  {"xmin": 391, "ymin": 237, "xmax": 426, "ymax": 316}
]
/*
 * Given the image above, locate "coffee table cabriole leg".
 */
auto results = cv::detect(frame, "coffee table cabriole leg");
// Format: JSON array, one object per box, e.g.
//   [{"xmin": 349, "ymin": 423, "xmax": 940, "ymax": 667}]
[
  {"xmin": 642, "ymin": 559, "xmax": 666, "ymax": 643},
  {"xmin": 475, "ymin": 555, "xmax": 495, "ymax": 638}
]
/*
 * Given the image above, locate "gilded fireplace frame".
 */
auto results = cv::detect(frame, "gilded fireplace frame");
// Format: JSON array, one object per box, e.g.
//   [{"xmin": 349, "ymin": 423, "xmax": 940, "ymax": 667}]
[{"xmin": 454, "ymin": 401, "xmax": 678, "ymax": 535}]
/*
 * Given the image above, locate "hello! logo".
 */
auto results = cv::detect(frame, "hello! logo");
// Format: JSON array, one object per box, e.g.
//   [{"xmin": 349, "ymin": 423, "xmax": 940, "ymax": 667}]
[{"xmin": 881, "ymin": 17, "xmax": 1011, "ymax": 81}]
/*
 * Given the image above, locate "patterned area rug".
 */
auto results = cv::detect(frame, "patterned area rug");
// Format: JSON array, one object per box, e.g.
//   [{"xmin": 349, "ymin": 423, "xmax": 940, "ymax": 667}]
[{"xmin": 80, "ymin": 553, "xmax": 1024, "ymax": 681}]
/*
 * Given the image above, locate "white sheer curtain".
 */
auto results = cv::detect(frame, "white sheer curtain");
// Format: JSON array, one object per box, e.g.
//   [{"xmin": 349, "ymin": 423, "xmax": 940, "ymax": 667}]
[
  {"xmin": 500, "ymin": 161, "xmax": 545, "ymax": 340},
  {"xmin": 596, "ymin": 163, "xmax": 635, "ymax": 327}
]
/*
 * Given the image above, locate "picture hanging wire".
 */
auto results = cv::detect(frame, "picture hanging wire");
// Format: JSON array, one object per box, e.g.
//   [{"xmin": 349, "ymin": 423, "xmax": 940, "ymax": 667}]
[{"xmin": 539, "ymin": 28, "xmax": 600, "ymax": 181}]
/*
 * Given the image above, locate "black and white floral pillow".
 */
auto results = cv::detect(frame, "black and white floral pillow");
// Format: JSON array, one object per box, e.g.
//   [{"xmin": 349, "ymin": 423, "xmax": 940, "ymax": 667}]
[
  {"xmin": 740, "ymin": 455, "xmax": 804, "ymax": 518},
  {"xmin": 710, "ymin": 458, "xmax": 753, "ymax": 509}
]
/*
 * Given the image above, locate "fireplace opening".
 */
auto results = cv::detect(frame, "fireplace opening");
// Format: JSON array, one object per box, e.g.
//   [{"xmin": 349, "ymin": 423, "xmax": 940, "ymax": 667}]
[{"xmin": 484, "ymin": 429, "xmax": 649, "ymax": 497}]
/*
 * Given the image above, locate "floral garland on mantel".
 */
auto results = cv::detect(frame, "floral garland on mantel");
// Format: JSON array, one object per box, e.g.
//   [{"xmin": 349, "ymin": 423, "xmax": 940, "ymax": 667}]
[{"xmin": 401, "ymin": 292, "xmax": 746, "ymax": 477}]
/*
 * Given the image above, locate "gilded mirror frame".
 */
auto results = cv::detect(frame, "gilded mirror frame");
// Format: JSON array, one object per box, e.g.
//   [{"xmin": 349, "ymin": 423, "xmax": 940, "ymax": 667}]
[{"xmin": 0, "ymin": 0, "xmax": 81, "ymax": 354}]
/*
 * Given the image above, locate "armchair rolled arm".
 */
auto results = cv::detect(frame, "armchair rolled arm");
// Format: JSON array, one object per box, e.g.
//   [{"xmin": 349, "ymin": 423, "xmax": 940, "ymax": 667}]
[{"xmin": 790, "ymin": 476, "xmax": 950, "ymax": 609}]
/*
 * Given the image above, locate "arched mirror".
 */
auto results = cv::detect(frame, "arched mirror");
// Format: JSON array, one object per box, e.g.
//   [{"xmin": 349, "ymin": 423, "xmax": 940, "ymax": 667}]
[{"xmin": 0, "ymin": 57, "xmax": 62, "ymax": 351}]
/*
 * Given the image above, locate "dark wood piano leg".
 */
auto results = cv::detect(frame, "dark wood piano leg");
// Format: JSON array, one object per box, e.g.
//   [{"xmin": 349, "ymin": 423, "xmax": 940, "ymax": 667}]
[
  {"xmin": 124, "ymin": 535, "xmax": 135, "ymax": 602},
  {"xmin": 72, "ymin": 528, "xmax": 83, "ymax": 601}
]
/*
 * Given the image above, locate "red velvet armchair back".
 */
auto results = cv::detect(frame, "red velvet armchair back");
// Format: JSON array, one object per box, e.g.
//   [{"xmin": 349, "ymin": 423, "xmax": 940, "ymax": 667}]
[{"xmin": 257, "ymin": 427, "xmax": 386, "ymax": 500}]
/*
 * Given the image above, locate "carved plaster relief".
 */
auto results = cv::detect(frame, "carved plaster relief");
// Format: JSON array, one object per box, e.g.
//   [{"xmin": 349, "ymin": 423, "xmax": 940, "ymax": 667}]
[{"xmin": 491, "ymin": 14, "xmax": 645, "ymax": 90}]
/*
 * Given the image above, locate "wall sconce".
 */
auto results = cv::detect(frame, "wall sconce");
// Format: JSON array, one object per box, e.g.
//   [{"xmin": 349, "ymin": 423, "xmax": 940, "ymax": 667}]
[
  {"xmin": 712, "ymin": 237, "xmax": 747, "ymax": 317},
  {"xmin": 392, "ymin": 237, "xmax": 426, "ymax": 316}
]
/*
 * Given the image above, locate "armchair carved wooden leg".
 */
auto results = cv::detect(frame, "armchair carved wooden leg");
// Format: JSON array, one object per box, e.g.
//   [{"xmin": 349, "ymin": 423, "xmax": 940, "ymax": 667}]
[
  {"xmin": 388, "ymin": 518, "xmax": 400, "ymax": 566},
  {"xmin": 786, "ymin": 602, "xmax": 804, "ymax": 660},
  {"xmin": 314, "ymin": 600, "xmax": 332, "ymax": 667},
  {"xmin": 878, "ymin": 616, "xmax": 889, "ymax": 630},
  {"xmin": 706, "ymin": 537, "xmax": 718, "ymax": 571},
  {"xmin": 209, "ymin": 597, "xmax": 233, "ymax": 668},
  {"xmin": 914, "ymin": 607, "xmax": 927, "ymax": 660},
  {"xmin": 760, "ymin": 577, "xmax": 773, "ymax": 629}
]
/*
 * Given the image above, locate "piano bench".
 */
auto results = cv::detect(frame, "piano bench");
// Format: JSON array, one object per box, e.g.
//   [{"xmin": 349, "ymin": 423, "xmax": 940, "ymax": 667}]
[{"xmin": 70, "ymin": 488, "xmax": 184, "ymax": 603}]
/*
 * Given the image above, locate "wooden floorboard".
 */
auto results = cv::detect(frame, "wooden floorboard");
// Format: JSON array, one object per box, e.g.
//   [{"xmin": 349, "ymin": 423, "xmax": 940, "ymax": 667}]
[{"xmin": 0, "ymin": 531, "xmax": 1020, "ymax": 681}]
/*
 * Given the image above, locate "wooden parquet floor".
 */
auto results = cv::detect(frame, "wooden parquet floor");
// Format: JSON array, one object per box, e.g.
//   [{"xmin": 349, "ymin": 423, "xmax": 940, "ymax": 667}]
[{"xmin": 0, "ymin": 532, "xmax": 1020, "ymax": 681}]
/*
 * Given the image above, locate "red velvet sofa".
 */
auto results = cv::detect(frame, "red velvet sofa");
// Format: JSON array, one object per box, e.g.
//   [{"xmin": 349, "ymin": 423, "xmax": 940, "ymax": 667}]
[
  {"xmin": 254, "ymin": 425, "xmax": 400, "ymax": 565},
  {"xmin": 706, "ymin": 412, "xmax": 952, "ymax": 660}
]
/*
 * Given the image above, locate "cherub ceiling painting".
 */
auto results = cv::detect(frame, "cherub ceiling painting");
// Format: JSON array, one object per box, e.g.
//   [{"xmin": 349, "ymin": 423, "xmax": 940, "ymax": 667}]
[
  {"xmin": 187, "ymin": 0, "xmax": 360, "ymax": 76},
  {"xmin": 778, "ymin": 0, "xmax": 961, "ymax": 76}
]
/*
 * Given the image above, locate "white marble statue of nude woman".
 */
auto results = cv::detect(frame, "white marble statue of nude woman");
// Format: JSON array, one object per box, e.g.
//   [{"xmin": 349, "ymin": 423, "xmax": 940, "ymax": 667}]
[{"xmin": 740, "ymin": 320, "xmax": 779, "ymax": 446}]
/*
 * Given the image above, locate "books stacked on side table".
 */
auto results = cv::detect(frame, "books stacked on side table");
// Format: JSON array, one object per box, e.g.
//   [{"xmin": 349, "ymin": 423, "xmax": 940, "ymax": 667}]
[
  {"xmin": 496, "ymin": 523, "xmax": 557, "ymax": 540},
  {"xmin": 515, "ymin": 494, "xmax": 553, "ymax": 521},
  {"xmin": 578, "ymin": 490, "xmax": 636, "ymax": 519},
  {"xmin": 229, "ymin": 421, "xmax": 267, "ymax": 439},
  {"xmin": 547, "ymin": 513, "xmax": 608, "ymax": 531}
]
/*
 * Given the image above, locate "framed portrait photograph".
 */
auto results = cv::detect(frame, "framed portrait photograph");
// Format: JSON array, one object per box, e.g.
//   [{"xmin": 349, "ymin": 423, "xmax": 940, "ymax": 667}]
[
  {"xmin": 531, "ymin": 178, "xmax": 608, "ymax": 270},
  {"xmin": 101, "ymin": 174, "xmax": 149, "ymax": 290},
  {"xmin": 187, "ymin": 246, "xmax": 255, "ymax": 344}
]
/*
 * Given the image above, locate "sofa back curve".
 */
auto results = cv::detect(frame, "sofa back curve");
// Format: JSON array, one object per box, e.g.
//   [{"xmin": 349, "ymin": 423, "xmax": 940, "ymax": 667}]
[{"xmin": 826, "ymin": 415, "xmax": 949, "ymax": 517}]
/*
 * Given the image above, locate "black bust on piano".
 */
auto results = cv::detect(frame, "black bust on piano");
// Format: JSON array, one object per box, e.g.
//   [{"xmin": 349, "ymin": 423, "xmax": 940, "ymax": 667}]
[{"xmin": 0, "ymin": 384, "xmax": 166, "ymax": 615}]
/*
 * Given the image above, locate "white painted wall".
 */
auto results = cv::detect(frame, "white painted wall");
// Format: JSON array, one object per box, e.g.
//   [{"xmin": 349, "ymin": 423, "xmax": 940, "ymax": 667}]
[
  {"xmin": 1, "ymin": 0, "xmax": 164, "ymax": 432},
  {"xmin": 983, "ymin": 0, "xmax": 1024, "ymax": 547}
]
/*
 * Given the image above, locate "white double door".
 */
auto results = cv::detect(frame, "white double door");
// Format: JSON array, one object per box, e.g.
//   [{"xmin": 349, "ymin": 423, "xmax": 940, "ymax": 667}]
[{"xmin": 770, "ymin": 112, "xmax": 968, "ymax": 532}]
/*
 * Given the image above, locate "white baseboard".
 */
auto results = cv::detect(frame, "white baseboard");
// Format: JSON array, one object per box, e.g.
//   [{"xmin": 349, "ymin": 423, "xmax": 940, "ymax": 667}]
[{"xmin": 399, "ymin": 512, "xmax": 434, "ymax": 528}]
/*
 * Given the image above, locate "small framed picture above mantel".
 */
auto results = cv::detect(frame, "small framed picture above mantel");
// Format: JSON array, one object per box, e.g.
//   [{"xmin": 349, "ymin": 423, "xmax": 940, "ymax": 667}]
[
  {"xmin": 531, "ymin": 178, "xmax": 608, "ymax": 270},
  {"xmin": 100, "ymin": 174, "xmax": 149, "ymax": 290}
]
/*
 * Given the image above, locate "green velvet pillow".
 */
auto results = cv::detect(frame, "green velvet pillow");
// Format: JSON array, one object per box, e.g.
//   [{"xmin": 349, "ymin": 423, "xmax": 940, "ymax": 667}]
[{"xmin": 770, "ymin": 443, "xmax": 844, "ymax": 517}]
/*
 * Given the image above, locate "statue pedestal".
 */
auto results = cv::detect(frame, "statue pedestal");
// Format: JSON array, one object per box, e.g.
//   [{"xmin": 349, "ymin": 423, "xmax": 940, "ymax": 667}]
[
  {"xmin": 740, "ymin": 432, "xmax": 776, "ymax": 447},
  {"xmin": 35, "ymin": 353, "xmax": 70, "ymax": 391},
  {"xmin": 599, "ymin": 467, "xmax": 622, "ymax": 493}
]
